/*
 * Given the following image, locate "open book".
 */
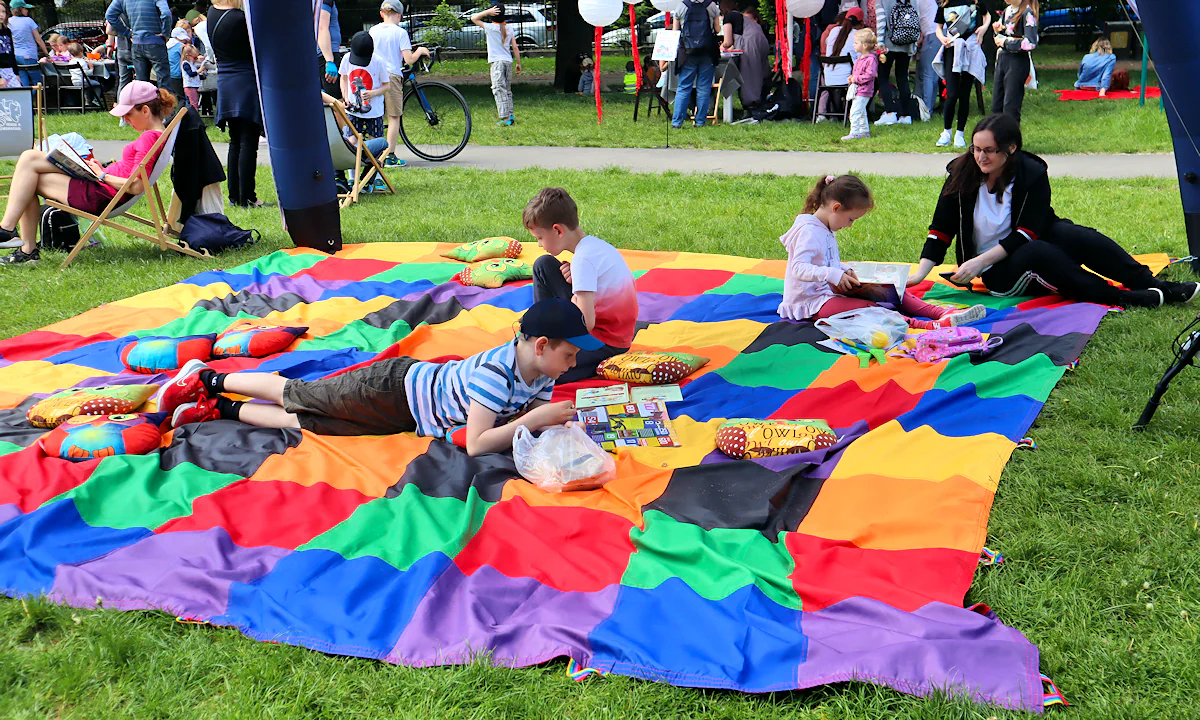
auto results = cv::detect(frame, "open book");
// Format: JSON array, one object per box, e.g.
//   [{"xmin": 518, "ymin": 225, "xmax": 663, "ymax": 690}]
[
  {"xmin": 46, "ymin": 141, "xmax": 100, "ymax": 183},
  {"xmin": 843, "ymin": 262, "xmax": 909, "ymax": 308}
]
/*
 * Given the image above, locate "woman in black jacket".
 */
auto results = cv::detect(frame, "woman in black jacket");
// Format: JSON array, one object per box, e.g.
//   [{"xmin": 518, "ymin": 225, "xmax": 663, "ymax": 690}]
[{"xmin": 906, "ymin": 114, "xmax": 1197, "ymax": 308}]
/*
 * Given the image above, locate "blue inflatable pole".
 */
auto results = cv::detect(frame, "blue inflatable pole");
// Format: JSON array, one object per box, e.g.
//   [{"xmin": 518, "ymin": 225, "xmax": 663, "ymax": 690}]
[
  {"xmin": 245, "ymin": 0, "xmax": 342, "ymax": 252},
  {"xmin": 1135, "ymin": 0, "xmax": 1200, "ymax": 271}
]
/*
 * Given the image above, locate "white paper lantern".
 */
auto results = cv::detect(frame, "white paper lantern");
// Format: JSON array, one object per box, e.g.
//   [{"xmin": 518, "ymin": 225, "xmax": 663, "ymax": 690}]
[
  {"xmin": 580, "ymin": 0, "xmax": 624, "ymax": 26},
  {"xmin": 650, "ymin": 0, "xmax": 683, "ymax": 14},
  {"xmin": 786, "ymin": 0, "xmax": 824, "ymax": 18}
]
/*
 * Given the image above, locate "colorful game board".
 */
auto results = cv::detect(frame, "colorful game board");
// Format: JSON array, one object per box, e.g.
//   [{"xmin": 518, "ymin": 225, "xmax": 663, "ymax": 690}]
[
  {"xmin": 576, "ymin": 399, "xmax": 680, "ymax": 450},
  {"xmin": 0, "ymin": 242, "xmax": 1170, "ymax": 713}
]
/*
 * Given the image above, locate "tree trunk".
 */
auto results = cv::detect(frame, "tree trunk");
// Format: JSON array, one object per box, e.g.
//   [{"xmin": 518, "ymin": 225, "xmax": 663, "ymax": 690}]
[{"xmin": 554, "ymin": 0, "xmax": 592, "ymax": 92}]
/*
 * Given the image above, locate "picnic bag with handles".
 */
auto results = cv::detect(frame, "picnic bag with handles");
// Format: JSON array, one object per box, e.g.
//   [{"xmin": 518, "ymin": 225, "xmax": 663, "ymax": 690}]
[
  {"xmin": 178, "ymin": 213, "xmax": 259, "ymax": 255},
  {"xmin": 914, "ymin": 327, "xmax": 1002, "ymax": 363},
  {"xmin": 887, "ymin": 0, "xmax": 922, "ymax": 46}
]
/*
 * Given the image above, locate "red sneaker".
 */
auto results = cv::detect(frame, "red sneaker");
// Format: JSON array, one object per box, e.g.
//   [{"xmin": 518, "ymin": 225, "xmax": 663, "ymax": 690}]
[
  {"xmin": 171, "ymin": 397, "xmax": 222, "ymax": 428},
  {"xmin": 156, "ymin": 359, "xmax": 212, "ymax": 415}
]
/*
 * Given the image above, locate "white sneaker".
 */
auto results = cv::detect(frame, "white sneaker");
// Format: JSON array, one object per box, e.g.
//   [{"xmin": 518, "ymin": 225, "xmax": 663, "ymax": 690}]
[
  {"xmin": 936, "ymin": 129, "xmax": 952, "ymax": 147},
  {"xmin": 875, "ymin": 112, "xmax": 898, "ymax": 126},
  {"xmin": 954, "ymin": 130, "xmax": 967, "ymax": 148},
  {"xmin": 815, "ymin": 115, "xmax": 828, "ymax": 124},
  {"xmin": 945, "ymin": 304, "xmax": 988, "ymax": 326},
  {"xmin": 897, "ymin": 116, "xmax": 913, "ymax": 125}
]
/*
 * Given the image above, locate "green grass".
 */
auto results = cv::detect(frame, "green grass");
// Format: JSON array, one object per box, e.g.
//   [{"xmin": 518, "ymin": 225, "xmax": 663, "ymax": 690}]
[
  {"xmin": 1, "ymin": 167, "xmax": 1199, "ymax": 718},
  {"xmin": 45, "ymin": 67, "xmax": 1169, "ymax": 155},
  {"xmin": 429, "ymin": 53, "xmax": 635, "ymax": 77}
]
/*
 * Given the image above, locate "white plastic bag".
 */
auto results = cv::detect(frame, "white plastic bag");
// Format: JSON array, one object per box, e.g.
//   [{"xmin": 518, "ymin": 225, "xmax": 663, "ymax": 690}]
[
  {"xmin": 815, "ymin": 306, "xmax": 909, "ymax": 351},
  {"xmin": 513, "ymin": 424, "xmax": 616, "ymax": 493}
]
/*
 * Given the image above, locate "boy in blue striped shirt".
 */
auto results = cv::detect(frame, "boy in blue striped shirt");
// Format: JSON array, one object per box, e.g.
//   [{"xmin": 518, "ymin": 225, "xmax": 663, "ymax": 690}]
[{"xmin": 161, "ymin": 298, "xmax": 599, "ymax": 456}]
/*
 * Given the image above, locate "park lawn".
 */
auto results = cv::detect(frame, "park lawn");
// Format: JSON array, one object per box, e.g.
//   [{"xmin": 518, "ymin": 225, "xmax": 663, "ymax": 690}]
[
  {"xmin": 1, "ymin": 167, "xmax": 1198, "ymax": 719},
  {"xmin": 44, "ymin": 68, "xmax": 1168, "ymax": 155}
]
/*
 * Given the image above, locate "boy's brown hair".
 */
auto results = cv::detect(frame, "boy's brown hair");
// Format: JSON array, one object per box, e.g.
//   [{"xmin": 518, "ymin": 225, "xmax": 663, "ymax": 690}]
[{"xmin": 522, "ymin": 187, "xmax": 579, "ymax": 231}]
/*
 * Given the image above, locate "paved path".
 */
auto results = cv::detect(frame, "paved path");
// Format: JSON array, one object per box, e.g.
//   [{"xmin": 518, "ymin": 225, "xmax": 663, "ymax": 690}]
[{"xmin": 89, "ymin": 140, "xmax": 1177, "ymax": 179}]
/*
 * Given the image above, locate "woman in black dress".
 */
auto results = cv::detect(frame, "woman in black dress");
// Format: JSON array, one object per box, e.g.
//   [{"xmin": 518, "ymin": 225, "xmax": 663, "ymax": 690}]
[{"xmin": 208, "ymin": 0, "xmax": 263, "ymax": 208}]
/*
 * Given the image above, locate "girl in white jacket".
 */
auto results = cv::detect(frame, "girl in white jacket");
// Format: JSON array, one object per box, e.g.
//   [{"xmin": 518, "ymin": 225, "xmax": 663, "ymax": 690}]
[{"xmin": 778, "ymin": 174, "xmax": 985, "ymax": 329}]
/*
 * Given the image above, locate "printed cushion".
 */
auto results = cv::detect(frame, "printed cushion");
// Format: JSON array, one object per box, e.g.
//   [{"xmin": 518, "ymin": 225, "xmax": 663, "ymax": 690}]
[
  {"xmin": 452, "ymin": 258, "xmax": 533, "ymax": 289},
  {"xmin": 213, "ymin": 320, "xmax": 308, "ymax": 358},
  {"xmin": 39, "ymin": 413, "xmax": 164, "ymax": 462},
  {"xmin": 26, "ymin": 385, "xmax": 159, "ymax": 429},
  {"xmin": 597, "ymin": 351, "xmax": 709, "ymax": 385},
  {"xmin": 716, "ymin": 419, "xmax": 838, "ymax": 460},
  {"xmin": 120, "ymin": 335, "xmax": 215, "ymax": 374},
  {"xmin": 441, "ymin": 237, "xmax": 522, "ymax": 263}
]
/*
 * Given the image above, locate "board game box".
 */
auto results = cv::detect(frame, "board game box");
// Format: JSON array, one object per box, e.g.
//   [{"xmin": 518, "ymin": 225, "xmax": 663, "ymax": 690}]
[{"xmin": 575, "ymin": 399, "xmax": 681, "ymax": 451}]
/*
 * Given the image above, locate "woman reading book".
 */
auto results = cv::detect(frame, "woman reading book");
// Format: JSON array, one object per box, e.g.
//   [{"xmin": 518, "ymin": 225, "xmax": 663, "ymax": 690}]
[{"xmin": 0, "ymin": 81, "xmax": 175, "ymax": 265}]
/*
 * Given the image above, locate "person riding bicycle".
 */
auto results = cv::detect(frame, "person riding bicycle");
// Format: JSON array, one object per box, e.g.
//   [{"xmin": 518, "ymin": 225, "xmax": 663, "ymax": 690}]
[{"xmin": 371, "ymin": 0, "xmax": 430, "ymax": 166}]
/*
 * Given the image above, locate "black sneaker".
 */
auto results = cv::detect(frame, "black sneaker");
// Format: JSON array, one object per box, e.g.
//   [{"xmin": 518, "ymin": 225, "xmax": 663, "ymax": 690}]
[
  {"xmin": 1161, "ymin": 281, "xmax": 1200, "ymax": 304},
  {"xmin": 1122, "ymin": 288, "xmax": 1164, "ymax": 308},
  {"xmin": 0, "ymin": 247, "xmax": 38, "ymax": 265},
  {"xmin": 0, "ymin": 225, "xmax": 18, "ymax": 249}
]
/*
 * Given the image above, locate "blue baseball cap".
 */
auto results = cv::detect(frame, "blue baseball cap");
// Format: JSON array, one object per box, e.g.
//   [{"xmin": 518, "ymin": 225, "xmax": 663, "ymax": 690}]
[{"xmin": 520, "ymin": 298, "xmax": 602, "ymax": 351}]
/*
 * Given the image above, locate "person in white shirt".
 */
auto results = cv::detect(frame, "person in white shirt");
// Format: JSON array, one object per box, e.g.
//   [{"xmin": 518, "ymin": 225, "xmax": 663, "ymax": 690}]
[
  {"xmin": 471, "ymin": 3, "xmax": 522, "ymax": 125},
  {"xmin": 370, "ymin": 0, "xmax": 428, "ymax": 166},
  {"xmin": 339, "ymin": 31, "xmax": 389, "ymax": 140}
]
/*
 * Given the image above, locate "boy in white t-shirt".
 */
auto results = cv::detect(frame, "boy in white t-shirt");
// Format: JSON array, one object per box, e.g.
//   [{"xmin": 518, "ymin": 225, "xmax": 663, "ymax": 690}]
[
  {"xmin": 339, "ymin": 30, "xmax": 389, "ymax": 140},
  {"xmin": 370, "ymin": 0, "xmax": 429, "ymax": 167},
  {"xmin": 525, "ymin": 187, "xmax": 639, "ymax": 384},
  {"xmin": 471, "ymin": 3, "xmax": 522, "ymax": 125}
]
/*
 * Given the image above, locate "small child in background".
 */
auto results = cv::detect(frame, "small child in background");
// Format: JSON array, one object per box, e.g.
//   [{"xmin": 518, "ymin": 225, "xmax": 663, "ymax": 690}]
[
  {"xmin": 623, "ymin": 60, "xmax": 637, "ymax": 94},
  {"xmin": 166, "ymin": 26, "xmax": 189, "ymax": 106},
  {"xmin": 339, "ymin": 30, "xmax": 388, "ymax": 140},
  {"xmin": 181, "ymin": 44, "xmax": 206, "ymax": 109},
  {"xmin": 577, "ymin": 54, "xmax": 593, "ymax": 94},
  {"xmin": 842, "ymin": 29, "xmax": 877, "ymax": 141},
  {"xmin": 472, "ymin": 3, "xmax": 521, "ymax": 125},
  {"xmin": 66, "ymin": 42, "xmax": 102, "ymax": 107},
  {"xmin": 778, "ymin": 174, "xmax": 985, "ymax": 329},
  {"xmin": 43, "ymin": 34, "xmax": 69, "ymax": 62}
]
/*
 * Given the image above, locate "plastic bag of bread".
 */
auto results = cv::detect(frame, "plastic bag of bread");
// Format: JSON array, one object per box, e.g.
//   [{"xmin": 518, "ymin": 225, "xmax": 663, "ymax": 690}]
[{"xmin": 513, "ymin": 424, "xmax": 616, "ymax": 493}]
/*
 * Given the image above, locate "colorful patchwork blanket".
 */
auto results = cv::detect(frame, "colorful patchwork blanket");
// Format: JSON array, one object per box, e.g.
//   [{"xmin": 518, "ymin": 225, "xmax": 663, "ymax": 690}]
[{"xmin": 0, "ymin": 244, "xmax": 1167, "ymax": 713}]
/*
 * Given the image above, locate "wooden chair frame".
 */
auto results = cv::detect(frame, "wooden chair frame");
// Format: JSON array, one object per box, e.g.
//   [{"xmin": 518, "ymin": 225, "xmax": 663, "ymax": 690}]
[
  {"xmin": 326, "ymin": 103, "xmax": 395, "ymax": 209},
  {"xmin": 0, "ymin": 84, "xmax": 47, "ymax": 201},
  {"xmin": 46, "ymin": 110, "xmax": 206, "ymax": 269}
]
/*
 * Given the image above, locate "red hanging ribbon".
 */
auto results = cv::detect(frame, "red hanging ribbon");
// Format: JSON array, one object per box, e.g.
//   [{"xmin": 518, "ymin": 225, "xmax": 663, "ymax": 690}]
[
  {"xmin": 773, "ymin": 0, "xmax": 791, "ymax": 78},
  {"xmin": 594, "ymin": 25, "xmax": 603, "ymax": 123},
  {"xmin": 630, "ymin": 4, "xmax": 643, "ymax": 91},
  {"xmin": 800, "ymin": 17, "xmax": 812, "ymax": 101}
]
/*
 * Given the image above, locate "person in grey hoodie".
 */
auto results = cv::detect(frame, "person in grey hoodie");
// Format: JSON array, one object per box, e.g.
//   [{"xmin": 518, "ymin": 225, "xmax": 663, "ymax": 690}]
[
  {"xmin": 105, "ymin": 0, "xmax": 172, "ymax": 90},
  {"xmin": 874, "ymin": 0, "xmax": 924, "ymax": 126}
]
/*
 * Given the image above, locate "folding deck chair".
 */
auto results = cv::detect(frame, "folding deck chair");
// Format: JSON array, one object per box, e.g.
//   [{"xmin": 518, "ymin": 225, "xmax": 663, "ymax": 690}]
[
  {"xmin": 47, "ymin": 110, "xmax": 207, "ymax": 269},
  {"xmin": 324, "ymin": 103, "xmax": 394, "ymax": 209}
]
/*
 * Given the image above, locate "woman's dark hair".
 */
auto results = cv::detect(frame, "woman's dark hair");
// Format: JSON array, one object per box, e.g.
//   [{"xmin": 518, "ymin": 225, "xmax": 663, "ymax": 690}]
[
  {"xmin": 804, "ymin": 174, "xmax": 874, "ymax": 214},
  {"xmin": 136, "ymin": 87, "xmax": 179, "ymax": 119},
  {"xmin": 942, "ymin": 113, "xmax": 1023, "ymax": 197},
  {"xmin": 830, "ymin": 13, "xmax": 863, "ymax": 57}
]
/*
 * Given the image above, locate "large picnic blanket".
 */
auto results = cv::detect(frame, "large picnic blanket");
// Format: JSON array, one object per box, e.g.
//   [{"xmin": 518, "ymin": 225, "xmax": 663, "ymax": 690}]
[{"xmin": 0, "ymin": 243, "xmax": 1167, "ymax": 713}]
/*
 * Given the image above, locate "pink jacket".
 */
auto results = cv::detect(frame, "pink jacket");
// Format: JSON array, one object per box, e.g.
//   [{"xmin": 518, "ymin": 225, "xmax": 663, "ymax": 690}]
[
  {"xmin": 851, "ymin": 52, "xmax": 878, "ymax": 97},
  {"xmin": 778, "ymin": 214, "xmax": 851, "ymax": 321}
]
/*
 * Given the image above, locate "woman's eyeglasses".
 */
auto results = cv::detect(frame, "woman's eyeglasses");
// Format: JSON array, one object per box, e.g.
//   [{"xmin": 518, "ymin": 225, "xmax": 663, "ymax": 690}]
[{"xmin": 970, "ymin": 145, "xmax": 1006, "ymax": 159}]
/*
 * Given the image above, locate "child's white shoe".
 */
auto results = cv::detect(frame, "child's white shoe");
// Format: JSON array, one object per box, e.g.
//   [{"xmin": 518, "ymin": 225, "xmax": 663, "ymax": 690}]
[
  {"xmin": 954, "ymin": 130, "xmax": 967, "ymax": 148},
  {"xmin": 897, "ymin": 116, "xmax": 913, "ymax": 125},
  {"xmin": 936, "ymin": 129, "xmax": 952, "ymax": 147},
  {"xmin": 940, "ymin": 304, "xmax": 988, "ymax": 327},
  {"xmin": 874, "ymin": 112, "xmax": 898, "ymax": 126}
]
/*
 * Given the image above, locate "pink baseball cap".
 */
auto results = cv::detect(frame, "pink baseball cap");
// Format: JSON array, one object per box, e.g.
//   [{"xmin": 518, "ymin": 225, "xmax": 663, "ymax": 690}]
[{"xmin": 110, "ymin": 80, "xmax": 160, "ymax": 117}]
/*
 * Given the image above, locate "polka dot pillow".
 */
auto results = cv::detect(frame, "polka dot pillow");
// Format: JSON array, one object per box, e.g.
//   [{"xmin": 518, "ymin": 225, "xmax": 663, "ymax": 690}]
[
  {"xmin": 26, "ymin": 385, "xmax": 160, "ymax": 428},
  {"xmin": 597, "ymin": 351, "xmax": 709, "ymax": 385},
  {"xmin": 716, "ymin": 419, "xmax": 838, "ymax": 460},
  {"xmin": 212, "ymin": 320, "xmax": 308, "ymax": 358}
]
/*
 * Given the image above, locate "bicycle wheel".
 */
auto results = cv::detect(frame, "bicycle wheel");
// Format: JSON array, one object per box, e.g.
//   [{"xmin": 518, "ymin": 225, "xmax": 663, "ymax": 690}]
[{"xmin": 400, "ymin": 80, "xmax": 472, "ymax": 162}]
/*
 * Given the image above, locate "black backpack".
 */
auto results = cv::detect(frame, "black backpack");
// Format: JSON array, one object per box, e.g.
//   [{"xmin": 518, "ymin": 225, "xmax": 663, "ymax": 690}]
[
  {"xmin": 178, "ymin": 213, "xmax": 259, "ymax": 255},
  {"xmin": 681, "ymin": 0, "xmax": 716, "ymax": 55},
  {"xmin": 887, "ymin": 0, "xmax": 922, "ymax": 46},
  {"xmin": 39, "ymin": 205, "xmax": 80, "ymax": 251}
]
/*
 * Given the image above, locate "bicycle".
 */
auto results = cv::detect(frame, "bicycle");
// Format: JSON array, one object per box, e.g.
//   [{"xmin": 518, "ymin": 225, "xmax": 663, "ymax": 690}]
[{"xmin": 397, "ymin": 47, "xmax": 472, "ymax": 162}]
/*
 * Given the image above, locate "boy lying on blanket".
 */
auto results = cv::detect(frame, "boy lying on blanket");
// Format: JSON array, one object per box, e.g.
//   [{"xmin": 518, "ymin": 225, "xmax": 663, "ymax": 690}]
[{"xmin": 159, "ymin": 298, "xmax": 599, "ymax": 456}]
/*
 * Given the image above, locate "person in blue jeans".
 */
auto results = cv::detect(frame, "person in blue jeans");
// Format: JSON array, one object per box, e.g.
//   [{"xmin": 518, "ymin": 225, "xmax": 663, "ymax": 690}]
[
  {"xmin": 8, "ymin": 0, "xmax": 46, "ymax": 88},
  {"xmin": 671, "ymin": 0, "xmax": 721, "ymax": 129},
  {"xmin": 105, "ymin": 0, "xmax": 172, "ymax": 90}
]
